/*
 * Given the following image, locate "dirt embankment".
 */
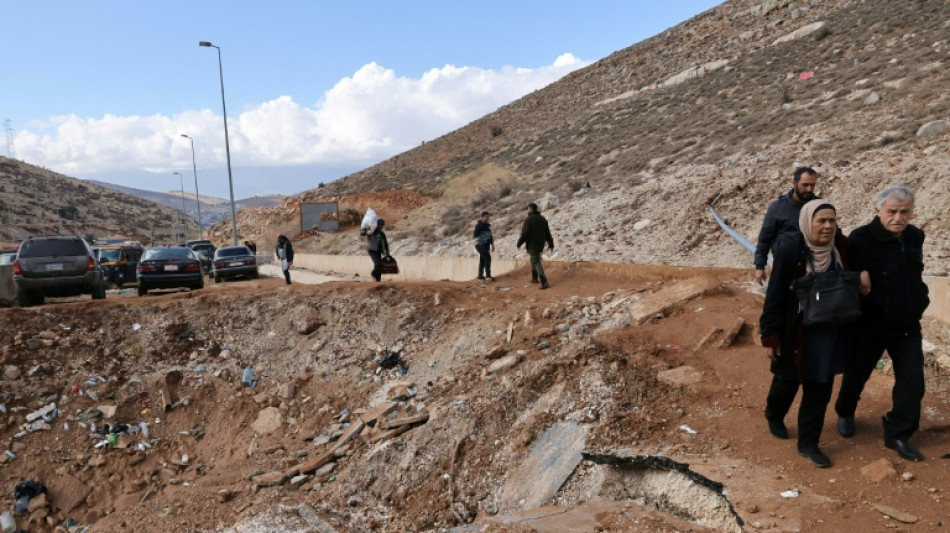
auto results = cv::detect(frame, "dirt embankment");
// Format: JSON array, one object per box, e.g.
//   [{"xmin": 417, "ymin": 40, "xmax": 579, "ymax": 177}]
[{"xmin": 1, "ymin": 266, "xmax": 949, "ymax": 532}]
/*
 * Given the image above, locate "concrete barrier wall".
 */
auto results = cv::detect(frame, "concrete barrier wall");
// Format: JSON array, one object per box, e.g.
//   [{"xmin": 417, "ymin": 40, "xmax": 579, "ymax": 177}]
[{"xmin": 0, "ymin": 265, "xmax": 15, "ymax": 306}]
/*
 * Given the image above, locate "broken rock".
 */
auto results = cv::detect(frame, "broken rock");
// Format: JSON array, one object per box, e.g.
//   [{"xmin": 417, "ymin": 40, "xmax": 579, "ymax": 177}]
[
  {"xmin": 860, "ymin": 458, "xmax": 897, "ymax": 482},
  {"xmin": 252, "ymin": 407, "xmax": 284, "ymax": 435},
  {"xmin": 487, "ymin": 354, "xmax": 521, "ymax": 374},
  {"xmin": 871, "ymin": 503, "xmax": 919, "ymax": 524},
  {"xmin": 657, "ymin": 366, "xmax": 704, "ymax": 387},
  {"xmin": 251, "ymin": 471, "xmax": 286, "ymax": 488}
]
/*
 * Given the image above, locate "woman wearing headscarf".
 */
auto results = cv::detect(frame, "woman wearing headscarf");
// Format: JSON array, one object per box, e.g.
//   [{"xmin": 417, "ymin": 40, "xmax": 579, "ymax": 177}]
[{"xmin": 759, "ymin": 199, "xmax": 851, "ymax": 468}]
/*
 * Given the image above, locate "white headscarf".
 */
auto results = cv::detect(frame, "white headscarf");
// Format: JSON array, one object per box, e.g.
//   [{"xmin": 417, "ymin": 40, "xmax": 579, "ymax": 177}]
[{"xmin": 798, "ymin": 199, "xmax": 841, "ymax": 273}]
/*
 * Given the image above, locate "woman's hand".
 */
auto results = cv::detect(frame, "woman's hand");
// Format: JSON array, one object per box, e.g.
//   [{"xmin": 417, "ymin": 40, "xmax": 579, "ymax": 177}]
[
  {"xmin": 766, "ymin": 347, "xmax": 777, "ymax": 362},
  {"xmin": 859, "ymin": 270, "xmax": 871, "ymax": 296}
]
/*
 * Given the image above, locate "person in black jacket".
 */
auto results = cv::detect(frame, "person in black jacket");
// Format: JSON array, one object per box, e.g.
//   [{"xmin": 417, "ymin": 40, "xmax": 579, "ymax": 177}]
[
  {"xmin": 760, "ymin": 199, "xmax": 850, "ymax": 468},
  {"xmin": 275, "ymin": 235, "xmax": 294, "ymax": 285},
  {"xmin": 834, "ymin": 186, "xmax": 929, "ymax": 462},
  {"xmin": 473, "ymin": 211, "xmax": 495, "ymax": 281},
  {"xmin": 516, "ymin": 203, "xmax": 554, "ymax": 289},
  {"xmin": 754, "ymin": 167, "xmax": 819, "ymax": 285},
  {"xmin": 366, "ymin": 219, "xmax": 390, "ymax": 282}
]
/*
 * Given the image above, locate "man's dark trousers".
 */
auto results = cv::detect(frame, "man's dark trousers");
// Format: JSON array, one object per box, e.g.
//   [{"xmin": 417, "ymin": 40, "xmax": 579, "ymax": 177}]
[
  {"xmin": 369, "ymin": 250, "xmax": 383, "ymax": 281},
  {"xmin": 835, "ymin": 328, "xmax": 924, "ymax": 440},
  {"xmin": 476, "ymin": 245, "xmax": 492, "ymax": 278}
]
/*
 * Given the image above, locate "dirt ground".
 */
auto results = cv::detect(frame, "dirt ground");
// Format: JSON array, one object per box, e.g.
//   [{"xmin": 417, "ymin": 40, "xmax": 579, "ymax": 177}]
[{"xmin": 0, "ymin": 265, "xmax": 948, "ymax": 532}]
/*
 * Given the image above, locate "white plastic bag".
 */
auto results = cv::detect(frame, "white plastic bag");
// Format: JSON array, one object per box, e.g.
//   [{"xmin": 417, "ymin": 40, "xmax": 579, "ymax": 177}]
[{"xmin": 361, "ymin": 208, "xmax": 379, "ymax": 232}]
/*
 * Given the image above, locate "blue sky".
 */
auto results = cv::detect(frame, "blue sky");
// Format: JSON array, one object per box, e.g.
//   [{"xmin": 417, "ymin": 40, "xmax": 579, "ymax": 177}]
[{"xmin": 2, "ymin": 1, "xmax": 721, "ymax": 198}]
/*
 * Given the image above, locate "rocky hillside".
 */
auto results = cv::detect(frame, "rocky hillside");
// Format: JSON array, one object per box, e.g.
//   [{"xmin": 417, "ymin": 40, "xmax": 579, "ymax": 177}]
[
  {"xmin": 237, "ymin": 0, "xmax": 950, "ymax": 274},
  {"xmin": 0, "ymin": 157, "xmax": 183, "ymax": 245}
]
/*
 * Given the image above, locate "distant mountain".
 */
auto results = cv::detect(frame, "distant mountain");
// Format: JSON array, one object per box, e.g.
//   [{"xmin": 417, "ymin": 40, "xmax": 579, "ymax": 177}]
[{"xmin": 87, "ymin": 180, "xmax": 285, "ymax": 227}]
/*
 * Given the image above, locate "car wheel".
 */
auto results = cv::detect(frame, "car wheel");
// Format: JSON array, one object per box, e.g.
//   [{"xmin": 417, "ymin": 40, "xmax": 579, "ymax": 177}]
[
  {"xmin": 16, "ymin": 289, "xmax": 32, "ymax": 308},
  {"xmin": 92, "ymin": 280, "xmax": 106, "ymax": 300},
  {"xmin": 138, "ymin": 285, "xmax": 147, "ymax": 297},
  {"xmin": 31, "ymin": 292, "xmax": 45, "ymax": 306}
]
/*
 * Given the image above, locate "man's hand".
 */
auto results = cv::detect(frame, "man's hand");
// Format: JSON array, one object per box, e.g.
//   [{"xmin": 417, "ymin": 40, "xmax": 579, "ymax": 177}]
[
  {"xmin": 754, "ymin": 269, "xmax": 766, "ymax": 285},
  {"xmin": 490, "ymin": 245, "xmax": 495, "ymax": 253},
  {"xmin": 766, "ymin": 346, "xmax": 777, "ymax": 362},
  {"xmin": 859, "ymin": 270, "xmax": 871, "ymax": 296}
]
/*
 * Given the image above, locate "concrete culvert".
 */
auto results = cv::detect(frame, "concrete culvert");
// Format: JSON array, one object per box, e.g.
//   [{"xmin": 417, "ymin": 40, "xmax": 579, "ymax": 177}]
[{"xmin": 584, "ymin": 453, "xmax": 743, "ymax": 533}]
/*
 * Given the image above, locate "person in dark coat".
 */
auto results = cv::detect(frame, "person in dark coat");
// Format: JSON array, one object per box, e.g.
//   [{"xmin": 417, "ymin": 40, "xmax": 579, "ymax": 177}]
[
  {"xmin": 760, "ymin": 199, "xmax": 851, "ymax": 468},
  {"xmin": 754, "ymin": 167, "xmax": 819, "ymax": 285},
  {"xmin": 516, "ymin": 203, "xmax": 554, "ymax": 289},
  {"xmin": 275, "ymin": 235, "xmax": 294, "ymax": 285},
  {"xmin": 473, "ymin": 211, "xmax": 495, "ymax": 281},
  {"xmin": 834, "ymin": 186, "xmax": 929, "ymax": 462},
  {"xmin": 366, "ymin": 219, "xmax": 390, "ymax": 282}
]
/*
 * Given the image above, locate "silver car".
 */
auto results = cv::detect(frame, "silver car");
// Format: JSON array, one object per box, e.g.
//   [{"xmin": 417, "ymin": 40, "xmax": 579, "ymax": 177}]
[{"xmin": 13, "ymin": 236, "xmax": 105, "ymax": 307}]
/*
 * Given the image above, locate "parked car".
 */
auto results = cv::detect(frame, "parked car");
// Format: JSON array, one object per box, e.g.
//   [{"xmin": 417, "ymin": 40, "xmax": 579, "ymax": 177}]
[
  {"xmin": 97, "ymin": 242, "xmax": 143, "ymax": 287},
  {"xmin": 0, "ymin": 249, "xmax": 16, "ymax": 265},
  {"xmin": 137, "ymin": 247, "xmax": 204, "ymax": 296},
  {"xmin": 189, "ymin": 243, "xmax": 216, "ymax": 275},
  {"xmin": 212, "ymin": 246, "xmax": 259, "ymax": 282},
  {"xmin": 12, "ymin": 236, "xmax": 105, "ymax": 307}
]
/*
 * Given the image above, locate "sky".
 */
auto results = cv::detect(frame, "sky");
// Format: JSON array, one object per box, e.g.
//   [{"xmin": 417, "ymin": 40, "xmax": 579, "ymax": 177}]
[{"xmin": 2, "ymin": 0, "xmax": 721, "ymax": 199}]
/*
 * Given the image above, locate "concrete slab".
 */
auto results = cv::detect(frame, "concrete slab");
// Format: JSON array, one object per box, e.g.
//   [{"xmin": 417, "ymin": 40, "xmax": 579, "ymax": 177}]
[
  {"xmin": 499, "ymin": 422, "xmax": 589, "ymax": 512},
  {"xmin": 628, "ymin": 276, "xmax": 720, "ymax": 324}
]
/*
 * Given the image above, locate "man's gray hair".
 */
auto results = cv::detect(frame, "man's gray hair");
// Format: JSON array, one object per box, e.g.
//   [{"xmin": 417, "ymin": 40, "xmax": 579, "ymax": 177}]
[{"xmin": 876, "ymin": 185, "xmax": 915, "ymax": 208}]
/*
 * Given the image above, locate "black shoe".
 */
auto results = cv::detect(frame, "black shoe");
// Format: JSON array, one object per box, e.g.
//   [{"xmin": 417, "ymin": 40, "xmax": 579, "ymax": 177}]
[
  {"xmin": 540, "ymin": 281, "xmax": 550, "ymax": 290},
  {"xmin": 530, "ymin": 278, "xmax": 539, "ymax": 283},
  {"xmin": 477, "ymin": 276, "xmax": 485, "ymax": 280},
  {"xmin": 798, "ymin": 447, "xmax": 831, "ymax": 468},
  {"xmin": 885, "ymin": 438, "xmax": 923, "ymax": 461},
  {"xmin": 837, "ymin": 417, "xmax": 856, "ymax": 438},
  {"xmin": 768, "ymin": 420, "xmax": 789, "ymax": 439}
]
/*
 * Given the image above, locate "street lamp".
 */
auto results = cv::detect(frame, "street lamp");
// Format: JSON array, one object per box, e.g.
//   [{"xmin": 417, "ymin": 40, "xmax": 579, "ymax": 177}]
[
  {"xmin": 199, "ymin": 40, "xmax": 239, "ymax": 246},
  {"xmin": 173, "ymin": 171, "xmax": 188, "ymax": 241},
  {"xmin": 180, "ymin": 134, "xmax": 203, "ymax": 238}
]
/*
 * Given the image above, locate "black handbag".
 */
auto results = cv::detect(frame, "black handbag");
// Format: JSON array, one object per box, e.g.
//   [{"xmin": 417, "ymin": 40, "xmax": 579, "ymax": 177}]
[
  {"xmin": 380, "ymin": 255, "xmax": 399, "ymax": 275},
  {"xmin": 791, "ymin": 258, "xmax": 862, "ymax": 326}
]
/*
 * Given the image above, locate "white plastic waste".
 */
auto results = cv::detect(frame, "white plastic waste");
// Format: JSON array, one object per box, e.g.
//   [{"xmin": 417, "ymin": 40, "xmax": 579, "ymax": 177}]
[{"xmin": 361, "ymin": 208, "xmax": 379, "ymax": 233}]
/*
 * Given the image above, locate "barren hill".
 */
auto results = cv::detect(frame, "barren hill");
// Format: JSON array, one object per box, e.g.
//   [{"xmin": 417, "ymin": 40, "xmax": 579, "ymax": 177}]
[
  {"xmin": 0, "ymin": 157, "xmax": 184, "ymax": 245},
  {"xmin": 233, "ymin": 0, "xmax": 950, "ymax": 274}
]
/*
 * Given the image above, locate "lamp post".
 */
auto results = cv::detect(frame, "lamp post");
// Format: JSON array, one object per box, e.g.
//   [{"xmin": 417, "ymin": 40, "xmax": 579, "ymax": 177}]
[
  {"xmin": 180, "ymin": 134, "xmax": 203, "ymax": 238},
  {"xmin": 199, "ymin": 40, "xmax": 239, "ymax": 246},
  {"xmin": 173, "ymin": 171, "xmax": 188, "ymax": 241}
]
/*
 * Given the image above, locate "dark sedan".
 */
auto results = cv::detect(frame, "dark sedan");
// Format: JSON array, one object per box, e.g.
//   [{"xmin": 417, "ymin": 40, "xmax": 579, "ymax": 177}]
[
  {"xmin": 137, "ymin": 247, "xmax": 204, "ymax": 296},
  {"xmin": 212, "ymin": 246, "xmax": 259, "ymax": 282}
]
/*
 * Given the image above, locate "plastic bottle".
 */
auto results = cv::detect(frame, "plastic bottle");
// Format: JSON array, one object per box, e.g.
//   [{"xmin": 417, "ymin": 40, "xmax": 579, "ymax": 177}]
[{"xmin": 242, "ymin": 366, "xmax": 254, "ymax": 386}]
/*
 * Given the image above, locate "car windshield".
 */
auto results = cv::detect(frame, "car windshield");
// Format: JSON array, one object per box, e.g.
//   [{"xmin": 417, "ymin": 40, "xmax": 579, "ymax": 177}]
[
  {"xmin": 216, "ymin": 247, "xmax": 251, "ymax": 258},
  {"xmin": 192, "ymin": 244, "xmax": 215, "ymax": 255},
  {"xmin": 98, "ymin": 249, "xmax": 123, "ymax": 262},
  {"xmin": 18, "ymin": 238, "xmax": 89, "ymax": 258},
  {"xmin": 143, "ymin": 248, "xmax": 194, "ymax": 261}
]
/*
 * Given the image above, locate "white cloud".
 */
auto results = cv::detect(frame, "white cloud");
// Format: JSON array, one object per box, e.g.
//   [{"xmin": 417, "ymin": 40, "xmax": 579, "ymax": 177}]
[{"xmin": 13, "ymin": 54, "xmax": 589, "ymax": 176}]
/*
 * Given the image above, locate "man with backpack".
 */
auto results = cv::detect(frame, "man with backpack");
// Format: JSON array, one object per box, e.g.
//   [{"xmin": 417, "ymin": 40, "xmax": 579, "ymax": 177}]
[{"xmin": 473, "ymin": 211, "xmax": 495, "ymax": 281}]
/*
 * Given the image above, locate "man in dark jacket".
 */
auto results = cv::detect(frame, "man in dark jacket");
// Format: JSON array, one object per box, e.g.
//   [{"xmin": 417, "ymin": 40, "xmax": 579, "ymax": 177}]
[
  {"xmin": 516, "ymin": 203, "xmax": 554, "ymax": 289},
  {"xmin": 473, "ymin": 211, "xmax": 495, "ymax": 281},
  {"xmin": 834, "ymin": 186, "xmax": 930, "ymax": 461},
  {"xmin": 754, "ymin": 167, "xmax": 818, "ymax": 284},
  {"xmin": 366, "ymin": 219, "xmax": 390, "ymax": 282},
  {"xmin": 275, "ymin": 235, "xmax": 294, "ymax": 285}
]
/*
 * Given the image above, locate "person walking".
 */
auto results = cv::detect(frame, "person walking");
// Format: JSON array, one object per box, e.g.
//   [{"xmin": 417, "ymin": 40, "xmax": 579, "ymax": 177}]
[
  {"xmin": 516, "ymin": 203, "xmax": 554, "ymax": 289},
  {"xmin": 754, "ymin": 167, "xmax": 819, "ymax": 285},
  {"xmin": 759, "ymin": 199, "xmax": 851, "ymax": 468},
  {"xmin": 366, "ymin": 219, "xmax": 390, "ymax": 282},
  {"xmin": 834, "ymin": 186, "xmax": 929, "ymax": 462},
  {"xmin": 473, "ymin": 211, "xmax": 495, "ymax": 281},
  {"xmin": 275, "ymin": 235, "xmax": 294, "ymax": 285}
]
